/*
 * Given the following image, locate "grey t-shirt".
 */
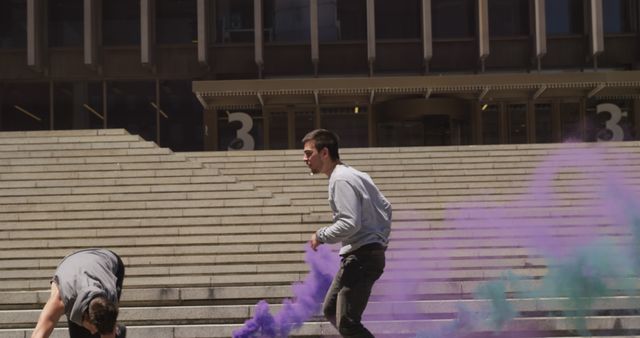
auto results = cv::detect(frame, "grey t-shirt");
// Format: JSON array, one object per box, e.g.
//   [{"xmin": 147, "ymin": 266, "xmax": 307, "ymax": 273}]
[{"xmin": 52, "ymin": 248, "xmax": 119, "ymax": 325}]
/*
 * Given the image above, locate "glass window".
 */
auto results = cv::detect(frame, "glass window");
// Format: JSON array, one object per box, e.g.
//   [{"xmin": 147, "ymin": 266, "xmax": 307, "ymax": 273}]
[
  {"xmin": 268, "ymin": 111, "xmax": 289, "ymax": 149},
  {"xmin": 295, "ymin": 111, "xmax": 315, "ymax": 144},
  {"xmin": 375, "ymin": 0, "xmax": 420, "ymax": 40},
  {"xmin": 585, "ymin": 100, "xmax": 635, "ymax": 142},
  {"xmin": 482, "ymin": 104, "xmax": 500, "ymax": 144},
  {"xmin": 158, "ymin": 80, "xmax": 203, "ymax": 151},
  {"xmin": 0, "ymin": 0, "xmax": 27, "ymax": 48},
  {"xmin": 215, "ymin": 0, "xmax": 254, "ymax": 43},
  {"xmin": 603, "ymin": 0, "xmax": 637, "ymax": 33},
  {"xmin": 432, "ymin": 0, "xmax": 475, "ymax": 39},
  {"xmin": 546, "ymin": 0, "xmax": 584, "ymax": 35},
  {"xmin": 48, "ymin": 0, "xmax": 83, "ymax": 47},
  {"xmin": 218, "ymin": 109, "xmax": 264, "ymax": 150},
  {"xmin": 53, "ymin": 82, "xmax": 104, "ymax": 130},
  {"xmin": 319, "ymin": 0, "xmax": 366, "ymax": 42},
  {"xmin": 535, "ymin": 103, "xmax": 553, "ymax": 143},
  {"xmin": 103, "ymin": 0, "xmax": 140, "ymax": 46},
  {"xmin": 1, "ymin": 83, "xmax": 50, "ymax": 131},
  {"xmin": 157, "ymin": 0, "xmax": 197, "ymax": 44},
  {"xmin": 320, "ymin": 107, "xmax": 368, "ymax": 148},
  {"xmin": 559, "ymin": 102, "xmax": 581, "ymax": 141},
  {"xmin": 489, "ymin": 0, "xmax": 529, "ymax": 37},
  {"xmin": 507, "ymin": 104, "xmax": 527, "ymax": 144},
  {"xmin": 264, "ymin": 0, "xmax": 310, "ymax": 43},
  {"xmin": 377, "ymin": 121, "xmax": 424, "ymax": 147},
  {"xmin": 107, "ymin": 82, "xmax": 156, "ymax": 142}
]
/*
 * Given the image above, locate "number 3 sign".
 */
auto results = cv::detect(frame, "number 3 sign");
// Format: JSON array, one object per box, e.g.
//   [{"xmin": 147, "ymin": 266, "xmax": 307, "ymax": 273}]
[
  {"xmin": 596, "ymin": 103, "xmax": 624, "ymax": 142},
  {"xmin": 227, "ymin": 111, "xmax": 255, "ymax": 150}
]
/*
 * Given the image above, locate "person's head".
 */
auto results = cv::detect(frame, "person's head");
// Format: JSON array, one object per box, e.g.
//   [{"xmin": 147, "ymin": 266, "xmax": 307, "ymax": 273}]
[
  {"xmin": 84, "ymin": 296, "xmax": 118, "ymax": 335},
  {"xmin": 302, "ymin": 129, "xmax": 340, "ymax": 176}
]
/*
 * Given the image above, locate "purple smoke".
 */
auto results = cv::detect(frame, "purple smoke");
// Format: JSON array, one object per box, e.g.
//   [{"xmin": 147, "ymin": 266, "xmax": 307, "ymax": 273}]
[
  {"xmin": 232, "ymin": 244, "xmax": 339, "ymax": 338},
  {"xmin": 412, "ymin": 142, "xmax": 640, "ymax": 337}
]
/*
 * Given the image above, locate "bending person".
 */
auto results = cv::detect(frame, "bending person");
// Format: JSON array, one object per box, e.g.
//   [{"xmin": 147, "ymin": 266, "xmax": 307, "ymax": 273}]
[{"xmin": 31, "ymin": 248, "xmax": 126, "ymax": 338}]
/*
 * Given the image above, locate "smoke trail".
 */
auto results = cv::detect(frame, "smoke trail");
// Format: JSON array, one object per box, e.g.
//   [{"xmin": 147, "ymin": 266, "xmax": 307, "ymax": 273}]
[{"xmin": 232, "ymin": 244, "xmax": 338, "ymax": 338}]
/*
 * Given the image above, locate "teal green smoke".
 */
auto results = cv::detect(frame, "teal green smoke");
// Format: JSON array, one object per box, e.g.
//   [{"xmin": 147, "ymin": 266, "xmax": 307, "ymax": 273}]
[
  {"xmin": 474, "ymin": 275, "xmax": 518, "ymax": 331},
  {"xmin": 534, "ymin": 241, "xmax": 634, "ymax": 336}
]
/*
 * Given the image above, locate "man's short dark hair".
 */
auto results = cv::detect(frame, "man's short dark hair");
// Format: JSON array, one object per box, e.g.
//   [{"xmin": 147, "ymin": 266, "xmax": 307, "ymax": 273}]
[
  {"xmin": 88, "ymin": 296, "xmax": 118, "ymax": 334},
  {"xmin": 302, "ymin": 129, "xmax": 340, "ymax": 161}
]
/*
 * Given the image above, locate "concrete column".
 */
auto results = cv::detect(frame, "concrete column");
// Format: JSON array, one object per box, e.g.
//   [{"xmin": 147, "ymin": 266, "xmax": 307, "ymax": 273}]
[
  {"xmin": 27, "ymin": 0, "xmax": 45, "ymax": 70},
  {"xmin": 478, "ymin": 0, "xmax": 490, "ymax": 72},
  {"xmin": 366, "ymin": 0, "xmax": 375, "ymax": 76},
  {"xmin": 141, "ymin": 0, "xmax": 156, "ymax": 67},
  {"xmin": 590, "ymin": 0, "xmax": 604, "ymax": 68},
  {"xmin": 254, "ymin": 0, "xmax": 264, "ymax": 77},
  {"xmin": 421, "ymin": 0, "xmax": 432, "ymax": 73},
  {"xmin": 84, "ymin": 0, "xmax": 101, "ymax": 68},
  {"xmin": 534, "ymin": 0, "xmax": 547, "ymax": 71},
  {"xmin": 197, "ymin": 0, "xmax": 210, "ymax": 66}
]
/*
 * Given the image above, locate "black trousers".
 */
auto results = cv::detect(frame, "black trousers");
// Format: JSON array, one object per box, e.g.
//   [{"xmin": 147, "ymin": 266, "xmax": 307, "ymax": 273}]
[
  {"xmin": 68, "ymin": 251, "xmax": 125, "ymax": 338},
  {"xmin": 322, "ymin": 243, "xmax": 386, "ymax": 338}
]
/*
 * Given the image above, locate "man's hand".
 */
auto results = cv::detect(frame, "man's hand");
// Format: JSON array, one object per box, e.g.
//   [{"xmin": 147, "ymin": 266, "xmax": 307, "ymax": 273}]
[{"xmin": 309, "ymin": 233, "xmax": 322, "ymax": 251}]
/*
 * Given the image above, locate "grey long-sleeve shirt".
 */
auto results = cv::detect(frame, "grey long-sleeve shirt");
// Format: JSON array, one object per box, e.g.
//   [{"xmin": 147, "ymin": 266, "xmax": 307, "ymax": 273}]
[{"xmin": 316, "ymin": 164, "xmax": 392, "ymax": 255}]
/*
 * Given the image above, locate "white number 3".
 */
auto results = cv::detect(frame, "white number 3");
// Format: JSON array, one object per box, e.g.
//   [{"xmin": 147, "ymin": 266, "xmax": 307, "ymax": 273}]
[
  {"xmin": 596, "ymin": 103, "xmax": 624, "ymax": 142},
  {"xmin": 227, "ymin": 112, "xmax": 255, "ymax": 150}
]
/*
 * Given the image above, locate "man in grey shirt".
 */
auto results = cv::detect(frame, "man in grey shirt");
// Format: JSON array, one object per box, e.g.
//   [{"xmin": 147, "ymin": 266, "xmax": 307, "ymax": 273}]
[
  {"xmin": 303, "ymin": 129, "xmax": 392, "ymax": 338},
  {"xmin": 31, "ymin": 248, "xmax": 126, "ymax": 338}
]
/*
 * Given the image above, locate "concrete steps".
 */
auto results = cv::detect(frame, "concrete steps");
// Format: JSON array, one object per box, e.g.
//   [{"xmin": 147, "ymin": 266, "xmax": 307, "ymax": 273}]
[{"xmin": 1, "ymin": 129, "xmax": 640, "ymax": 337}]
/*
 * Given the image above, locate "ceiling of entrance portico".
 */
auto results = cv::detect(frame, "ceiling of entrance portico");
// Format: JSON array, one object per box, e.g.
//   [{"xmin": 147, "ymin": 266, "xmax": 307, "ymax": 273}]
[{"xmin": 193, "ymin": 71, "xmax": 640, "ymax": 109}]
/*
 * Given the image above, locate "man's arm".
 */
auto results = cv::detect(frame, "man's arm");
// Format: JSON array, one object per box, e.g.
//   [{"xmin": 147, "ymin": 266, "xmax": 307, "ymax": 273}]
[
  {"xmin": 31, "ymin": 282, "xmax": 65, "ymax": 338},
  {"xmin": 316, "ymin": 179, "xmax": 362, "ymax": 244}
]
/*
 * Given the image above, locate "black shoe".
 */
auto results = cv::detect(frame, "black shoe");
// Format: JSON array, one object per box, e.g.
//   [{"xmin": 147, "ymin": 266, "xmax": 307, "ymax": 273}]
[{"xmin": 116, "ymin": 324, "xmax": 126, "ymax": 338}]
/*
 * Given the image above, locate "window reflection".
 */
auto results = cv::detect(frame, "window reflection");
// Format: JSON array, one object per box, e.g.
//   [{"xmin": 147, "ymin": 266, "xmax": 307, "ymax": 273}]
[
  {"xmin": 507, "ymin": 104, "xmax": 527, "ymax": 144},
  {"xmin": 482, "ymin": 104, "xmax": 500, "ymax": 144},
  {"xmin": 603, "ymin": 0, "xmax": 637, "ymax": 33},
  {"xmin": 268, "ymin": 111, "xmax": 288, "ymax": 149},
  {"xmin": 321, "ymin": 107, "xmax": 368, "ymax": 148},
  {"xmin": 103, "ymin": 0, "xmax": 140, "ymax": 46},
  {"xmin": 432, "ymin": 0, "xmax": 475, "ymax": 39},
  {"xmin": 546, "ymin": 0, "xmax": 584, "ymax": 35},
  {"xmin": 157, "ymin": 0, "xmax": 197, "ymax": 44},
  {"xmin": 375, "ymin": 0, "xmax": 420, "ymax": 40},
  {"xmin": 489, "ymin": 0, "xmax": 529, "ymax": 37},
  {"xmin": 295, "ymin": 111, "xmax": 315, "ymax": 144},
  {"xmin": 1, "ymin": 83, "xmax": 50, "ymax": 131},
  {"xmin": 54, "ymin": 82, "xmax": 103, "ymax": 130},
  {"xmin": 215, "ymin": 0, "xmax": 254, "ymax": 43},
  {"xmin": 0, "ymin": 0, "xmax": 26, "ymax": 48},
  {"xmin": 319, "ymin": 0, "xmax": 366, "ymax": 41},
  {"xmin": 559, "ymin": 102, "xmax": 581, "ymax": 141},
  {"xmin": 159, "ymin": 81, "xmax": 203, "ymax": 151},
  {"xmin": 264, "ymin": 0, "xmax": 310, "ymax": 43},
  {"xmin": 49, "ymin": 0, "xmax": 82, "ymax": 47},
  {"xmin": 535, "ymin": 104, "xmax": 553, "ymax": 143},
  {"xmin": 107, "ymin": 82, "xmax": 156, "ymax": 142}
]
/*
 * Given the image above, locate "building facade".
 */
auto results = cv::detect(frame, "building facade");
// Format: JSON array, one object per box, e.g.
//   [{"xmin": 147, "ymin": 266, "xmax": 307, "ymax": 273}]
[{"xmin": 0, "ymin": 0, "xmax": 639, "ymax": 151}]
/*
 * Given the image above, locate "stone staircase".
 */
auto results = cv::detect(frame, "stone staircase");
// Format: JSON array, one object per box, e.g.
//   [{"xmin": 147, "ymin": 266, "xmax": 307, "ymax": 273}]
[{"xmin": 1, "ymin": 129, "xmax": 640, "ymax": 337}]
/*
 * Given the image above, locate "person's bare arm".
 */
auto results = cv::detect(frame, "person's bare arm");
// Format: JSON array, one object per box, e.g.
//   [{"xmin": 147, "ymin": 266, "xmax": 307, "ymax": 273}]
[{"xmin": 31, "ymin": 283, "xmax": 65, "ymax": 338}]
